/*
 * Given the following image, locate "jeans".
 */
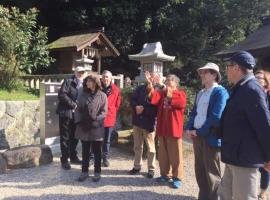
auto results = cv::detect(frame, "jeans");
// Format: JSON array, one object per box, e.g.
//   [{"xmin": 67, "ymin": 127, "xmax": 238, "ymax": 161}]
[
  {"xmin": 102, "ymin": 127, "xmax": 114, "ymax": 159},
  {"xmin": 82, "ymin": 140, "xmax": 102, "ymax": 173}
]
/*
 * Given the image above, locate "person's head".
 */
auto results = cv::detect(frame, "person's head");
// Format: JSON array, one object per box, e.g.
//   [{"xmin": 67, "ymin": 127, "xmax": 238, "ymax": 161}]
[
  {"xmin": 101, "ymin": 70, "xmax": 112, "ymax": 87},
  {"xmin": 83, "ymin": 74, "xmax": 102, "ymax": 92},
  {"xmin": 197, "ymin": 63, "xmax": 221, "ymax": 88},
  {"xmin": 225, "ymin": 51, "xmax": 256, "ymax": 85},
  {"xmin": 73, "ymin": 66, "xmax": 86, "ymax": 80},
  {"xmin": 255, "ymin": 70, "xmax": 270, "ymax": 90},
  {"xmin": 165, "ymin": 74, "xmax": 180, "ymax": 90},
  {"xmin": 124, "ymin": 76, "xmax": 132, "ymax": 86}
]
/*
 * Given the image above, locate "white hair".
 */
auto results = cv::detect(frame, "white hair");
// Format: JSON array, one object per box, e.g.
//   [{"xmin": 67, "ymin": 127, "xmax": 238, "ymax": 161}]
[{"xmin": 102, "ymin": 70, "xmax": 112, "ymax": 77}]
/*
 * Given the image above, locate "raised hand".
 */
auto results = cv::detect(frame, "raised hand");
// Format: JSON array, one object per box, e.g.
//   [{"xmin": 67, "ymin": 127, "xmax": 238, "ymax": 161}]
[
  {"xmin": 144, "ymin": 71, "xmax": 152, "ymax": 84},
  {"xmin": 153, "ymin": 73, "xmax": 164, "ymax": 86}
]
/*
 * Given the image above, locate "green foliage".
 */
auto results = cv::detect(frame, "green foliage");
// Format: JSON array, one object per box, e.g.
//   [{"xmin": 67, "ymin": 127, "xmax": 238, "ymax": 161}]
[
  {"xmin": 2, "ymin": 0, "xmax": 270, "ymax": 85},
  {"xmin": 0, "ymin": 6, "xmax": 53, "ymax": 90},
  {"xmin": 0, "ymin": 87, "xmax": 39, "ymax": 100}
]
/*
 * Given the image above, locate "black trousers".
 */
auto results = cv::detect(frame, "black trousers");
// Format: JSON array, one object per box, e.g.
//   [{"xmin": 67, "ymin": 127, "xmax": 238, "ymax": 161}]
[
  {"xmin": 59, "ymin": 116, "xmax": 78, "ymax": 163},
  {"xmin": 81, "ymin": 140, "xmax": 102, "ymax": 173}
]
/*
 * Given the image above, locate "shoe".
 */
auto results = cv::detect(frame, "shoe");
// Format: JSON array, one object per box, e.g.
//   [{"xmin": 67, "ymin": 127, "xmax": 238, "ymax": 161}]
[
  {"xmin": 171, "ymin": 178, "xmax": 182, "ymax": 189},
  {"xmin": 92, "ymin": 173, "xmax": 101, "ymax": 182},
  {"xmin": 70, "ymin": 157, "xmax": 82, "ymax": 165},
  {"xmin": 147, "ymin": 170, "xmax": 155, "ymax": 178},
  {"xmin": 103, "ymin": 158, "xmax": 110, "ymax": 167},
  {"xmin": 77, "ymin": 172, "xmax": 89, "ymax": 182},
  {"xmin": 129, "ymin": 168, "xmax": 141, "ymax": 175},
  {"xmin": 61, "ymin": 162, "xmax": 71, "ymax": 170},
  {"xmin": 156, "ymin": 176, "xmax": 172, "ymax": 183}
]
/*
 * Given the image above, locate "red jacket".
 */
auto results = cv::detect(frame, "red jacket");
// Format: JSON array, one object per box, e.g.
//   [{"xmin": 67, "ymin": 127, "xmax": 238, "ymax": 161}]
[
  {"xmin": 151, "ymin": 89, "xmax": 186, "ymax": 138},
  {"xmin": 104, "ymin": 83, "xmax": 121, "ymax": 127}
]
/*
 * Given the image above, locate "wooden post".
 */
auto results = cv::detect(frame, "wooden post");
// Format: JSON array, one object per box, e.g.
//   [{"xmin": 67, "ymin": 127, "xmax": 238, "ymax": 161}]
[
  {"xmin": 118, "ymin": 74, "xmax": 124, "ymax": 89},
  {"xmin": 97, "ymin": 55, "xmax": 101, "ymax": 74}
]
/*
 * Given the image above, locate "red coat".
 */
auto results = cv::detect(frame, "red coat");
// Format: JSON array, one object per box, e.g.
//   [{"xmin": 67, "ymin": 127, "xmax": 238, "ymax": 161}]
[
  {"xmin": 104, "ymin": 83, "xmax": 121, "ymax": 127},
  {"xmin": 151, "ymin": 89, "xmax": 186, "ymax": 138}
]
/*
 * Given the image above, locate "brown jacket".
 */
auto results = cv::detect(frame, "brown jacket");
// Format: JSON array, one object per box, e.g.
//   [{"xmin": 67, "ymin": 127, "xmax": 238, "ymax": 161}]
[{"xmin": 75, "ymin": 89, "xmax": 108, "ymax": 141}]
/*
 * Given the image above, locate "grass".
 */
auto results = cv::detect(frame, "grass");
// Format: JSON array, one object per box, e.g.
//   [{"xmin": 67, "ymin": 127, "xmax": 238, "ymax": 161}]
[{"xmin": 0, "ymin": 88, "xmax": 39, "ymax": 100}]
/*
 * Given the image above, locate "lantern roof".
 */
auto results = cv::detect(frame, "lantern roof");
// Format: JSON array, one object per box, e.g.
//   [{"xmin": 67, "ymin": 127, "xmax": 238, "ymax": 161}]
[{"xmin": 128, "ymin": 42, "xmax": 175, "ymax": 62}]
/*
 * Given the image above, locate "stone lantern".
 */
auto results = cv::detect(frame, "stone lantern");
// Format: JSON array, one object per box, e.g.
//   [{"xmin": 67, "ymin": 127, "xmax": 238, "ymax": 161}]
[
  {"xmin": 75, "ymin": 55, "xmax": 94, "ymax": 71},
  {"xmin": 128, "ymin": 42, "xmax": 175, "ymax": 82}
]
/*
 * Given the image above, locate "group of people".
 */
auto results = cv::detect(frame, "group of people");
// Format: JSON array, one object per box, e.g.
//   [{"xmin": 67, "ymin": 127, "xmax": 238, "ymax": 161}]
[
  {"xmin": 56, "ymin": 51, "xmax": 270, "ymax": 200},
  {"xmin": 185, "ymin": 51, "xmax": 270, "ymax": 200},
  {"xmin": 56, "ymin": 68, "xmax": 121, "ymax": 182}
]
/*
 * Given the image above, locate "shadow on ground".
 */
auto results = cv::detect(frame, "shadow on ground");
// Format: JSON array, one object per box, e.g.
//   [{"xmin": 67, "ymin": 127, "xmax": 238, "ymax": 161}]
[{"xmin": 3, "ymin": 191, "xmax": 197, "ymax": 200}]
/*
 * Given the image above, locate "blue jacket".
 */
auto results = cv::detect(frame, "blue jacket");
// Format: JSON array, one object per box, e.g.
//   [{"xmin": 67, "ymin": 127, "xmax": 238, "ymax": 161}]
[
  {"xmin": 130, "ymin": 84, "xmax": 157, "ymax": 132},
  {"xmin": 220, "ymin": 74, "xmax": 270, "ymax": 168},
  {"xmin": 186, "ymin": 86, "xmax": 229, "ymax": 147}
]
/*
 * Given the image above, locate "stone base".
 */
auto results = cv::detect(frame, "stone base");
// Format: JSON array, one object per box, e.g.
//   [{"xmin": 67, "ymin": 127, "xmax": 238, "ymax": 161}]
[{"xmin": 2, "ymin": 145, "xmax": 53, "ymax": 169}]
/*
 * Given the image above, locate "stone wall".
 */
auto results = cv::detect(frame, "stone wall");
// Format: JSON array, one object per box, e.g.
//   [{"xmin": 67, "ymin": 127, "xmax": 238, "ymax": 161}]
[{"xmin": 0, "ymin": 101, "xmax": 40, "ymax": 149}]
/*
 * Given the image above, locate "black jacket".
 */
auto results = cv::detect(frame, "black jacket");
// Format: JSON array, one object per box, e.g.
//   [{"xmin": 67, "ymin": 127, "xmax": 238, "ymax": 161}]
[
  {"xmin": 56, "ymin": 76, "xmax": 80, "ymax": 119},
  {"xmin": 131, "ymin": 84, "xmax": 157, "ymax": 132},
  {"xmin": 220, "ymin": 74, "xmax": 270, "ymax": 168}
]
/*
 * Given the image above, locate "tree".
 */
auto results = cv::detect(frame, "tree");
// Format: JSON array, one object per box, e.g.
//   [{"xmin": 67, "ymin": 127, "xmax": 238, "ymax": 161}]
[{"xmin": 0, "ymin": 6, "xmax": 53, "ymax": 89}]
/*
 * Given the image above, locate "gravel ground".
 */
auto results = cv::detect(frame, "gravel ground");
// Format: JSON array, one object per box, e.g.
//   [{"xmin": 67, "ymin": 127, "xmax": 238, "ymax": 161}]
[
  {"xmin": 0, "ymin": 144, "xmax": 198, "ymax": 200},
  {"xmin": 0, "ymin": 143, "xmax": 268, "ymax": 200}
]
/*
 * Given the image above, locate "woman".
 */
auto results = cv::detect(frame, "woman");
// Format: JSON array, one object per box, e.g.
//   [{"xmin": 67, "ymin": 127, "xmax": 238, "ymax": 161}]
[
  {"xmin": 255, "ymin": 69, "xmax": 270, "ymax": 200},
  {"xmin": 75, "ymin": 75, "xmax": 108, "ymax": 182},
  {"xmin": 145, "ymin": 71, "xmax": 186, "ymax": 189}
]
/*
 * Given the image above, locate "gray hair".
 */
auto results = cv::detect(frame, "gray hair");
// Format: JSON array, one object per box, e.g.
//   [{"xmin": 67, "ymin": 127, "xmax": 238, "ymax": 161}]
[
  {"xmin": 165, "ymin": 74, "xmax": 180, "ymax": 86},
  {"xmin": 102, "ymin": 70, "xmax": 112, "ymax": 77}
]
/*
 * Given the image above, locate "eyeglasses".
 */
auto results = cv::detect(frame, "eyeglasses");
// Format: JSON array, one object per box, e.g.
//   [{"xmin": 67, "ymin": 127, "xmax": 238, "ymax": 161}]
[{"xmin": 226, "ymin": 63, "xmax": 236, "ymax": 70}]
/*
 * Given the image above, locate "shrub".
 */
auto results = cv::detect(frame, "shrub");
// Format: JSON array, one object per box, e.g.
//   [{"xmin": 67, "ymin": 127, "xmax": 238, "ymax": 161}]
[{"xmin": 0, "ymin": 6, "xmax": 53, "ymax": 90}]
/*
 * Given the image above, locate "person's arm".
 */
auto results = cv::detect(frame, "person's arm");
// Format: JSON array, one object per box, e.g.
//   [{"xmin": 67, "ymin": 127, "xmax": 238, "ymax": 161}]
[
  {"xmin": 244, "ymin": 88, "xmax": 270, "ymax": 162},
  {"xmin": 96, "ymin": 94, "xmax": 108, "ymax": 121},
  {"xmin": 58, "ymin": 79, "xmax": 76, "ymax": 109},
  {"xmin": 115, "ymin": 89, "xmax": 122, "ymax": 112},
  {"xmin": 196, "ymin": 88, "xmax": 229, "ymax": 137}
]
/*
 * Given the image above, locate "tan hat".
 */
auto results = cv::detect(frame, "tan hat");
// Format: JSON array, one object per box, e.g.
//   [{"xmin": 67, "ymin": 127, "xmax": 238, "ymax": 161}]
[
  {"xmin": 72, "ymin": 66, "xmax": 85, "ymax": 72},
  {"xmin": 197, "ymin": 62, "xmax": 221, "ymax": 82}
]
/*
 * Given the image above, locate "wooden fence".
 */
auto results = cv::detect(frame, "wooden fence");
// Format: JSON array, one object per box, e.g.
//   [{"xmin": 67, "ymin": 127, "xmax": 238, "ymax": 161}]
[{"xmin": 20, "ymin": 74, "xmax": 124, "ymax": 89}]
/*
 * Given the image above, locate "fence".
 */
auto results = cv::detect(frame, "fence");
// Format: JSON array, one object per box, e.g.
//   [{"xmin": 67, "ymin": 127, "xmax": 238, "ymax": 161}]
[{"xmin": 20, "ymin": 73, "xmax": 124, "ymax": 89}]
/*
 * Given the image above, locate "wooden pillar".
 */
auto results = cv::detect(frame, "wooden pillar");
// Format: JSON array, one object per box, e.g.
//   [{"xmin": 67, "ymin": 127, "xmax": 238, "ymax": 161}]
[{"xmin": 97, "ymin": 55, "xmax": 101, "ymax": 74}]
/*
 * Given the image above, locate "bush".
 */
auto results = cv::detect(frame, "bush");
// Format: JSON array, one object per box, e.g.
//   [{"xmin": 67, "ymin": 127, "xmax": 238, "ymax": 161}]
[{"xmin": 0, "ymin": 6, "xmax": 53, "ymax": 90}]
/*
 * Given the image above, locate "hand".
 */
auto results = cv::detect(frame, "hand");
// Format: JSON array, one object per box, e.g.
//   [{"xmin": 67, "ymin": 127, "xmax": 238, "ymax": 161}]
[
  {"xmin": 189, "ymin": 130, "xmax": 197, "ymax": 138},
  {"xmin": 153, "ymin": 74, "xmax": 164, "ymax": 86},
  {"xmin": 185, "ymin": 130, "xmax": 192, "ymax": 139},
  {"xmin": 135, "ymin": 105, "xmax": 144, "ymax": 115},
  {"xmin": 144, "ymin": 71, "xmax": 152, "ymax": 84}
]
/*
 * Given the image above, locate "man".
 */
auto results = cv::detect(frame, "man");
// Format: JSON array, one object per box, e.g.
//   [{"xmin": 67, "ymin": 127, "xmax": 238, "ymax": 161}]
[
  {"xmin": 128, "ymin": 72, "xmax": 159, "ymax": 178},
  {"xmin": 218, "ymin": 51, "xmax": 270, "ymax": 200},
  {"xmin": 56, "ymin": 66, "xmax": 86, "ymax": 170},
  {"xmin": 100, "ymin": 70, "xmax": 121, "ymax": 167},
  {"xmin": 186, "ymin": 63, "xmax": 229, "ymax": 200}
]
